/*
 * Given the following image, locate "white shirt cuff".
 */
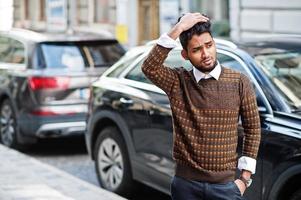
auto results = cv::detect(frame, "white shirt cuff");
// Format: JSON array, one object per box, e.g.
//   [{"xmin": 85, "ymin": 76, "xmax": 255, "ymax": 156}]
[
  {"xmin": 238, "ymin": 156, "xmax": 257, "ymax": 174},
  {"xmin": 157, "ymin": 33, "xmax": 178, "ymax": 49}
]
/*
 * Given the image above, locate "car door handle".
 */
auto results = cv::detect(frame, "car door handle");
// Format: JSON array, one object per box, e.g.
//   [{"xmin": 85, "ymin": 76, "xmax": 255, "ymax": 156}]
[{"xmin": 119, "ymin": 97, "xmax": 133, "ymax": 105}]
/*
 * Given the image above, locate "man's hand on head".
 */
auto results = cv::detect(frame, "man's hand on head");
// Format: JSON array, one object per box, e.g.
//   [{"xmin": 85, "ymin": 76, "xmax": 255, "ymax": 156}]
[
  {"xmin": 177, "ymin": 13, "xmax": 209, "ymax": 32},
  {"xmin": 168, "ymin": 13, "xmax": 209, "ymax": 40}
]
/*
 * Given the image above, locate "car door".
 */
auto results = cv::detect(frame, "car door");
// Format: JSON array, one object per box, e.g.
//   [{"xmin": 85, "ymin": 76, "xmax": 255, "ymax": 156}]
[
  {"xmin": 141, "ymin": 49, "xmax": 192, "ymax": 177},
  {"xmin": 217, "ymin": 49, "xmax": 269, "ymax": 200},
  {"xmin": 122, "ymin": 49, "xmax": 192, "ymax": 191},
  {"xmin": 119, "ymin": 55, "xmax": 174, "ymax": 192}
]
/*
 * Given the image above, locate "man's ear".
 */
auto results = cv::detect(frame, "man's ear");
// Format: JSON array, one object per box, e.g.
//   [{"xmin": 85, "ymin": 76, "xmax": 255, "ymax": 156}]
[{"xmin": 181, "ymin": 49, "xmax": 189, "ymax": 60}]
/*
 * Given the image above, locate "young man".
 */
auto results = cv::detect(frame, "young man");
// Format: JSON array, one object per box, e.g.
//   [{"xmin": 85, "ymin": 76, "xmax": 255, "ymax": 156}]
[{"xmin": 141, "ymin": 13, "xmax": 261, "ymax": 200}]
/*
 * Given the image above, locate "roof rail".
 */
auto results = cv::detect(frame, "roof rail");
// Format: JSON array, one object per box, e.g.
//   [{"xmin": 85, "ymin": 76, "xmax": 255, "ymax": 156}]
[{"xmin": 6, "ymin": 28, "xmax": 47, "ymax": 41}]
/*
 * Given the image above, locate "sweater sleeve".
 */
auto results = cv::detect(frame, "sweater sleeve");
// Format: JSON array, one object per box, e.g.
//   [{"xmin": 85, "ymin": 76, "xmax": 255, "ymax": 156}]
[
  {"xmin": 141, "ymin": 44, "xmax": 179, "ymax": 96},
  {"xmin": 239, "ymin": 74, "xmax": 261, "ymax": 159}
]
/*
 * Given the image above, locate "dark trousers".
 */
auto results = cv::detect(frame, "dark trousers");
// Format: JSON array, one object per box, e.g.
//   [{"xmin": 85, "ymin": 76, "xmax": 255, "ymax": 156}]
[{"xmin": 171, "ymin": 176, "xmax": 244, "ymax": 200}]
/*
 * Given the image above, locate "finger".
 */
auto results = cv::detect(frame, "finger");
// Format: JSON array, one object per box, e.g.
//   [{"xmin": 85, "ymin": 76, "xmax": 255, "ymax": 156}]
[
  {"xmin": 192, "ymin": 13, "xmax": 209, "ymax": 19},
  {"xmin": 195, "ymin": 16, "xmax": 209, "ymax": 23},
  {"xmin": 200, "ymin": 15, "xmax": 209, "ymax": 21},
  {"xmin": 194, "ymin": 16, "xmax": 209, "ymax": 22}
]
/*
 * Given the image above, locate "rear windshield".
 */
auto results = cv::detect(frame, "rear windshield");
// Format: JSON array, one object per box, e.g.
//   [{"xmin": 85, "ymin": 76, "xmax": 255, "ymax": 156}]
[{"xmin": 39, "ymin": 41, "xmax": 125, "ymax": 70}]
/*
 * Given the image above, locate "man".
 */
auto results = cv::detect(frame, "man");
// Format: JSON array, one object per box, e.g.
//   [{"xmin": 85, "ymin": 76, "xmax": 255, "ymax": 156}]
[{"xmin": 141, "ymin": 13, "xmax": 261, "ymax": 200}]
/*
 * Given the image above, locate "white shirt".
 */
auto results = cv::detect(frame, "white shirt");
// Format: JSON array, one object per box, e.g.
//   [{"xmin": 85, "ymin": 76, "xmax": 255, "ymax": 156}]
[
  {"xmin": 193, "ymin": 61, "xmax": 221, "ymax": 82},
  {"xmin": 157, "ymin": 33, "xmax": 257, "ymax": 174}
]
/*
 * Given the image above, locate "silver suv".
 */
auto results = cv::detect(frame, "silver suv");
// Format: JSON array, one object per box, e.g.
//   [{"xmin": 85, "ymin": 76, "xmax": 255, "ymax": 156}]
[{"xmin": 0, "ymin": 28, "xmax": 125, "ymax": 149}]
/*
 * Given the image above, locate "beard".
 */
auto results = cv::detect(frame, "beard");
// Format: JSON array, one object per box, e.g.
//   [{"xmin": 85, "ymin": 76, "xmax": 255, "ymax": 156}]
[{"xmin": 193, "ymin": 60, "xmax": 217, "ymax": 73}]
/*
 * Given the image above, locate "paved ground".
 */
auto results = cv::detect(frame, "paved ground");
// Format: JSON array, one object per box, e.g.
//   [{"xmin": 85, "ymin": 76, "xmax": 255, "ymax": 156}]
[{"xmin": 0, "ymin": 144, "xmax": 127, "ymax": 200}]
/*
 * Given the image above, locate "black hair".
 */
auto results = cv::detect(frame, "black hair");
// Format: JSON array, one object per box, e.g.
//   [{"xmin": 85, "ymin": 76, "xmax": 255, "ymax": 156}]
[{"xmin": 178, "ymin": 14, "xmax": 212, "ymax": 50}]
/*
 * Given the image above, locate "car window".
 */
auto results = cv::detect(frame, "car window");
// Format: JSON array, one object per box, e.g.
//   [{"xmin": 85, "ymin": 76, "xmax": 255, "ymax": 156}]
[
  {"xmin": 164, "ymin": 50, "xmax": 192, "ymax": 70},
  {"xmin": 0, "ymin": 36, "xmax": 25, "ymax": 64},
  {"xmin": 84, "ymin": 42, "xmax": 125, "ymax": 67},
  {"xmin": 41, "ymin": 44, "xmax": 85, "ymax": 70},
  {"xmin": 40, "ymin": 41, "xmax": 125, "ymax": 70},
  {"xmin": 255, "ymin": 50, "xmax": 301, "ymax": 111},
  {"xmin": 217, "ymin": 53, "xmax": 249, "ymax": 76},
  {"xmin": 107, "ymin": 54, "xmax": 140, "ymax": 78},
  {"xmin": 125, "ymin": 49, "xmax": 191, "ymax": 84},
  {"xmin": 125, "ymin": 58, "xmax": 152, "ymax": 84}
]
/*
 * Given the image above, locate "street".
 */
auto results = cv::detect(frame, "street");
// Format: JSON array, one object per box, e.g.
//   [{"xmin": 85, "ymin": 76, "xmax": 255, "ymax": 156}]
[{"xmin": 23, "ymin": 136, "xmax": 171, "ymax": 200}]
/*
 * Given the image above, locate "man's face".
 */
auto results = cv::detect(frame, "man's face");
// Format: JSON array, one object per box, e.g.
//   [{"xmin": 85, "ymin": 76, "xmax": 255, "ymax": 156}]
[{"xmin": 181, "ymin": 32, "xmax": 217, "ymax": 72}]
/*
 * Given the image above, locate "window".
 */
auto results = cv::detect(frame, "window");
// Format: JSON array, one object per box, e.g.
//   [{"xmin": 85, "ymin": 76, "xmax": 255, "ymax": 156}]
[
  {"xmin": 107, "ymin": 55, "xmax": 140, "ymax": 78},
  {"xmin": 217, "ymin": 53, "xmax": 248, "ymax": 76},
  {"xmin": 84, "ymin": 42, "xmax": 125, "ymax": 67},
  {"xmin": 0, "ymin": 36, "xmax": 25, "ymax": 64},
  {"xmin": 0, "ymin": 37, "xmax": 11, "ymax": 63},
  {"xmin": 25, "ymin": 0, "xmax": 36, "ymax": 21},
  {"xmin": 125, "ymin": 59, "xmax": 151, "ymax": 84},
  {"xmin": 255, "ymin": 50, "xmax": 301, "ymax": 110},
  {"xmin": 40, "ymin": 0, "xmax": 46, "ymax": 21},
  {"xmin": 94, "ymin": 0, "xmax": 116, "ymax": 24},
  {"xmin": 24, "ymin": 0, "xmax": 29, "ymax": 20},
  {"xmin": 164, "ymin": 50, "xmax": 192, "ymax": 70},
  {"xmin": 41, "ymin": 44, "xmax": 85, "ymax": 70},
  {"xmin": 40, "ymin": 41, "xmax": 124, "ymax": 70},
  {"xmin": 125, "ymin": 49, "xmax": 191, "ymax": 84}
]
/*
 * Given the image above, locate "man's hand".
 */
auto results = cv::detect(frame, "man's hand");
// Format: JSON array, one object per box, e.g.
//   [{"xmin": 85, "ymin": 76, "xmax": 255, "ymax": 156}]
[
  {"xmin": 234, "ymin": 170, "xmax": 252, "ymax": 196},
  {"xmin": 177, "ymin": 13, "xmax": 209, "ymax": 32},
  {"xmin": 167, "ymin": 13, "xmax": 209, "ymax": 40},
  {"xmin": 234, "ymin": 179, "xmax": 247, "ymax": 196}
]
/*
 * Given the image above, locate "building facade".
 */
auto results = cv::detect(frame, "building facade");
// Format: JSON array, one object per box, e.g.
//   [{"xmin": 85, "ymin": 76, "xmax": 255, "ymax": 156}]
[
  {"xmin": 230, "ymin": 0, "xmax": 301, "ymax": 41},
  {"xmin": 11, "ymin": 0, "xmax": 300, "ymax": 47},
  {"xmin": 12, "ymin": 0, "xmax": 230, "ymax": 47},
  {"xmin": 12, "ymin": 0, "xmax": 187, "ymax": 47}
]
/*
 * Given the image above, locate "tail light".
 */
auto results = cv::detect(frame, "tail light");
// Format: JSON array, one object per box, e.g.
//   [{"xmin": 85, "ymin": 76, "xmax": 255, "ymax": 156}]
[
  {"xmin": 31, "ymin": 109, "xmax": 76, "ymax": 116},
  {"xmin": 29, "ymin": 76, "xmax": 70, "ymax": 90}
]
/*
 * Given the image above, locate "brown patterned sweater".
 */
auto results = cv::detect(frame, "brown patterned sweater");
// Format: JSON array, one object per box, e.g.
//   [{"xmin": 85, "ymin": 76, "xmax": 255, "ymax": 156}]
[{"xmin": 141, "ymin": 44, "xmax": 261, "ymax": 183}]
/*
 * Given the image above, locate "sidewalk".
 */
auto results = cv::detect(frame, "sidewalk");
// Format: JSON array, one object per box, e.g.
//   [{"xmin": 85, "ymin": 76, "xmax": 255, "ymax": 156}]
[{"xmin": 0, "ymin": 144, "xmax": 127, "ymax": 200}]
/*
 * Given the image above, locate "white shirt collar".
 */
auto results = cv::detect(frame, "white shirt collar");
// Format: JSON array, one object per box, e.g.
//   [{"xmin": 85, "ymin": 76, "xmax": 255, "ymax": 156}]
[{"xmin": 193, "ymin": 61, "xmax": 221, "ymax": 82}]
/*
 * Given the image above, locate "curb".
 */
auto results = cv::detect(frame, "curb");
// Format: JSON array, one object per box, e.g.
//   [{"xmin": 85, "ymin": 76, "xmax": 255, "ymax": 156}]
[{"xmin": 0, "ymin": 144, "xmax": 127, "ymax": 200}]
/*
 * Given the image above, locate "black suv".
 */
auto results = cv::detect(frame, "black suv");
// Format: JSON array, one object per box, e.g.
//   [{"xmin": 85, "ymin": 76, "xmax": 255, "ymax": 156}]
[
  {"xmin": 85, "ymin": 38, "xmax": 301, "ymax": 200},
  {"xmin": 0, "ymin": 28, "xmax": 125, "ymax": 149}
]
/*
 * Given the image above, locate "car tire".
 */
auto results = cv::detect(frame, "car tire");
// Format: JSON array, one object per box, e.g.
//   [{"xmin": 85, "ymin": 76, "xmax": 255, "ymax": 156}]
[
  {"xmin": 290, "ymin": 189, "xmax": 301, "ymax": 200},
  {"xmin": 0, "ymin": 99, "xmax": 19, "ymax": 149},
  {"xmin": 94, "ymin": 126, "xmax": 134, "ymax": 196}
]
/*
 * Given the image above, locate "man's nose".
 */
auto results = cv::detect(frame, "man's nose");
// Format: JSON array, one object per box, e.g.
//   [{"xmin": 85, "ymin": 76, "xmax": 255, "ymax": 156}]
[{"xmin": 201, "ymin": 48, "xmax": 209, "ymax": 58}]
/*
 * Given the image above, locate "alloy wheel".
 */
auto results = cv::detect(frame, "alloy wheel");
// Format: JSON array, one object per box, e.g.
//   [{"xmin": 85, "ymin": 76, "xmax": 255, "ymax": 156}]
[
  {"xmin": 0, "ymin": 102, "xmax": 15, "ymax": 147},
  {"xmin": 97, "ymin": 137, "xmax": 124, "ymax": 191}
]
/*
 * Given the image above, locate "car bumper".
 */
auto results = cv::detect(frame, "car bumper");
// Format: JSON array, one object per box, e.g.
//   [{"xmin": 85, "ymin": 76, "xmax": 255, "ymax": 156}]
[
  {"xmin": 19, "ymin": 111, "xmax": 87, "ymax": 138},
  {"xmin": 36, "ymin": 121, "xmax": 86, "ymax": 138}
]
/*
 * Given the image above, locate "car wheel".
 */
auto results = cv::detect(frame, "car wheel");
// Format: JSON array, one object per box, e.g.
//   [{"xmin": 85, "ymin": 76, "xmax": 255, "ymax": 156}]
[
  {"xmin": 290, "ymin": 189, "xmax": 301, "ymax": 200},
  {"xmin": 0, "ymin": 99, "xmax": 18, "ymax": 148},
  {"xmin": 94, "ymin": 126, "xmax": 133, "ymax": 196}
]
